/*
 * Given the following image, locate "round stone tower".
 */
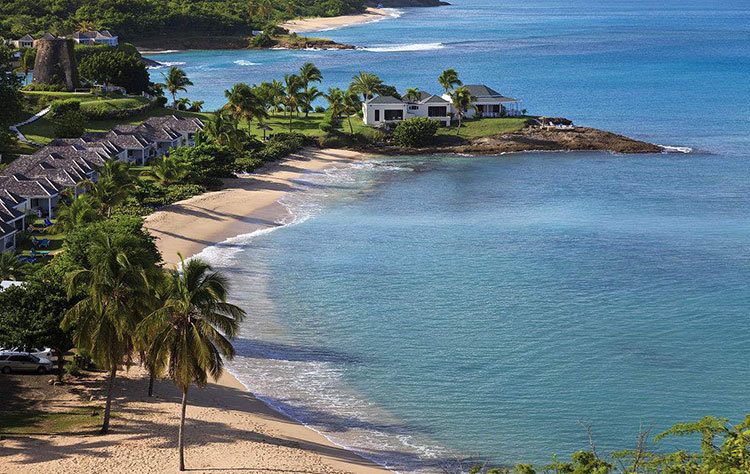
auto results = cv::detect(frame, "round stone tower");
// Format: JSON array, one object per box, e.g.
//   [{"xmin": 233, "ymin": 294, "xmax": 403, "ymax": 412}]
[{"xmin": 32, "ymin": 39, "xmax": 80, "ymax": 91}]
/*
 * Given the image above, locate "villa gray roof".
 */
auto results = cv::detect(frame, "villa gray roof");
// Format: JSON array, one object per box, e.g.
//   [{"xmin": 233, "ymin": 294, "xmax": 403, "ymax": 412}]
[
  {"xmin": 463, "ymin": 85, "xmax": 519, "ymax": 102},
  {"xmin": 0, "ymin": 221, "xmax": 16, "ymax": 238},
  {"xmin": 367, "ymin": 95, "xmax": 406, "ymax": 105},
  {"xmin": 71, "ymin": 30, "xmax": 115, "ymax": 39},
  {"xmin": 18, "ymin": 34, "xmax": 34, "ymax": 41},
  {"xmin": 0, "ymin": 174, "xmax": 61, "ymax": 198},
  {"xmin": 420, "ymin": 94, "xmax": 449, "ymax": 104},
  {"xmin": 142, "ymin": 116, "xmax": 204, "ymax": 133},
  {"xmin": 0, "ymin": 196, "xmax": 24, "ymax": 223},
  {"xmin": 135, "ymin": 122, "xmax": 182, "ymax": 142}
]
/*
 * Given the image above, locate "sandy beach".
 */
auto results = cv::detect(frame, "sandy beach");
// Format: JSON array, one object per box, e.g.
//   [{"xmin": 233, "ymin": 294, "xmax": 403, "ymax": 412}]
[
  {"xmin": 1, "ymin": 148, "xmax": 391, "ymax": 474},
  {"xmin": 281, "ymin": 8, "xmax": 397, "ymax": 34}
]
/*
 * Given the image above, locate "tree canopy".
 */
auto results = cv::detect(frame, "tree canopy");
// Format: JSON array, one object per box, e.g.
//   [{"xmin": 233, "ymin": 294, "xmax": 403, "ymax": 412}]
[{"xmin": 78, "ymin": 49, "xmax": 150, "ymax": 93}]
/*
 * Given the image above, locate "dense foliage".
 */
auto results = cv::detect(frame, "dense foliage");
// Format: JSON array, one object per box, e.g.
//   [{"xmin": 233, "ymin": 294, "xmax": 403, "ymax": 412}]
[
  {"xmin": 393, "ymin": 117, "xmax": 439, "ymax": 147},
  {"xmin": 0, "ymin": 44, "xmax": 23, "ymax": 126},
  {"xmin": 0, "ymin": 0, "xmax": 365, "ymax": 40},
  {"xmin": 78, "ymin": 50, "xmax": 150, "ymax": 94}
]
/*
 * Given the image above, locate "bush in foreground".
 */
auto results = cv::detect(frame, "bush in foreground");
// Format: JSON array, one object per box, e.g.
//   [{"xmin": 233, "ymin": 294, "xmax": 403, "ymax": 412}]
[{"xmin": 393, "ymin": 117, "xmax": 439, "ymax": 148}]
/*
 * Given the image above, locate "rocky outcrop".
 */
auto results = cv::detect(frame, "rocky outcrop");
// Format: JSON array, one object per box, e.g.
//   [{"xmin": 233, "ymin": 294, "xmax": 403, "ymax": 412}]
[{"xmin": 32, "ymin": 39, "xmax": 79, "ymax": 91}]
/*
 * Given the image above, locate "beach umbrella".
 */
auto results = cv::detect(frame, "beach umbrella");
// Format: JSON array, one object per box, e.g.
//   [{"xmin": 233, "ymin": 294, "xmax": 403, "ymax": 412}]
[{"xmin": 257, "ymin": 123, "xmax": 272, "ymax": 140}]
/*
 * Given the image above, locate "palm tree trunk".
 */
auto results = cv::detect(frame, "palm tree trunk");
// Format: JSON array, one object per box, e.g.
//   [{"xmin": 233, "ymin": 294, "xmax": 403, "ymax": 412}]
[
  {"xmin": 457, "ymin": 115, "xmax": 462, "ymax": 136},
  {"xmin": 289, "ymin": 109, "xmax": 293, "ymax": 132},
  {"xmin": 55, "ymin": 349, "xmax": 65, "ymax": 383},
  {"xmin": 148, "ymin": 373, "xmax": 155, "ymax": 397},
  {"xmin": 101, "ymin": 366, "xmax": 117, "ymax": 434},
  {"xmin": 178, "ymin": 388, "xmax": 189, "ymax": 471},
  {"xmin": 347, "ymin": 114, "xmax": 353, "ymax": 134}
]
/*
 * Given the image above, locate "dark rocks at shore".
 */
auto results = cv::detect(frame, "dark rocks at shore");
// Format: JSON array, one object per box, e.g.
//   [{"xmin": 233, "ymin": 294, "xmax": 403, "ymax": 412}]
[
  {"xmin": 134, "ymin": 35, "xmax": 355, "ymax": 51},
  {"xmin": 356, "ymin": 126, "xmax": 663, "ymax": 155}
]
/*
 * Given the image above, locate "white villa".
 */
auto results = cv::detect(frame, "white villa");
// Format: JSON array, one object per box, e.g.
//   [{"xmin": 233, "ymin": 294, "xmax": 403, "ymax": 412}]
[
  {"xmin": 363, "ymin": 84, "xmax": 522, "ymax": 127},
  {"xmin": 363, "ymin": 92, "xmax": 452, "ymax": 127},
  {"xmin": 70, "ymin": 30, "xmax": 118, "ymax": 46},
  {"xmin": 444, "ymin": 85, "xmax": 522, "ymax": 119}
]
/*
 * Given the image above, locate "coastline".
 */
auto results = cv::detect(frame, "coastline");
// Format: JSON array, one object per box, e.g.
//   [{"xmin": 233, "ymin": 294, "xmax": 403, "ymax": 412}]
[{"xmin": 281, "ymin": 7, "xmax": 399, "ymax": 34}]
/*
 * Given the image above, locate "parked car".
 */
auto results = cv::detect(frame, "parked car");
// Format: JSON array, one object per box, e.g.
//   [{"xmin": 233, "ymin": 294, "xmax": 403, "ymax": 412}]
[
  {"xmin": 0, "ymin": 347, "xmax": 56, "ymax": 359},
  {"xmin": 0, "ymin": 352, "xmax": 55, "ymax": 374}
]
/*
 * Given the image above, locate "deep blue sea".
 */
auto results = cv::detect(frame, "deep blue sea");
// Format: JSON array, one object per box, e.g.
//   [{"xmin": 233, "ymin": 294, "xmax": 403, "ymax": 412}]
[{"xmin": 151, "ymin": 0, "xmax": 750, "ymax": 471}]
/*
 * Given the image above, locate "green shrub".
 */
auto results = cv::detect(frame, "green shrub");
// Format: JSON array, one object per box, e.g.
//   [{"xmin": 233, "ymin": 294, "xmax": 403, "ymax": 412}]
[
  {"xmin": 64, "ymin": 359, "xmax": 81, "ymax": 376},
  {"xmin": 80, "ymin": 99, "xmax": 155, "ymax": 120},
  {"xmin": 314, "ymin": 105, "xmax": 326, "ymax": 113},
  {"xmin": 48, "ymin": 99, "xmax": 81, "ymax": 118},
  {"xmin": 23, "ymin": 83, "xmax": 65, "ymax": 92},
  {"xmin": 319, "ymin": 120, "xmax": 333, "ymax": 133},
  {"xmin": 393, "ymin": 117, "xmax": 439, "ymax": 148},
  {"xmin": 163, "ymin": 183, "xmax": 206, "ymax": 203},
  {"xmin": 234, "ymin": 155, "xmax": 264, "ymax": 173},
  {"xmin": 52, "ymin": 110, "xmax": 88, "ymax": 138},
  {"xmin": 251, "ymin": 33, "xmax": 274, "ymax": 48},
  {"xmin": 155, "ymin": 96, "xmax": 168, "ymax": 107}
]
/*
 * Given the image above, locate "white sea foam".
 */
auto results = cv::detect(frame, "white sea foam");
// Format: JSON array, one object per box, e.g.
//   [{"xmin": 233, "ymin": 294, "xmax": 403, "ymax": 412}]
[
  {"xmin": 233, "ymin": 60, "xmax": 260, "ymax": 66},
  {"xmin": 362, "ymin": 42, "xmax": 445, "ymax": 53},
  {"xmin": 660, "ymin": 145, "xmax": 694, "ymax": 153},
  {"xmin": 148, "ymin": 61, "xmax": 187, "ymax": 69}
]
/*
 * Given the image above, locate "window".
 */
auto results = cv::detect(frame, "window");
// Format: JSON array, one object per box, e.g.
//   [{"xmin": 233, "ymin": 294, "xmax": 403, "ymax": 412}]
[
  {"xmin": 384, "ymin": 109, "xmax": 404, "ymax": 121},
  {"xmin": 428, "ymin": 106, "xmax": 447, "ymax": 117},
  {"xmin": 8, "ymin": 355, "xmax": 26, "ymax": 362},
  {"xmin": 375, "ymin": 109, "xmax": 380, "ymax": 121},
  {"xmin": 408, "ymin": 105, "xmax": 419, "ymax": 110}
]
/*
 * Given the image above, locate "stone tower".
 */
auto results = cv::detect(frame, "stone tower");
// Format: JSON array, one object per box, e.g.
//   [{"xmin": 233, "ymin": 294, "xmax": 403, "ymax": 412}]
[{"xmin": 32, "ymin": 39, "xmax": 79, "ymax": 91}]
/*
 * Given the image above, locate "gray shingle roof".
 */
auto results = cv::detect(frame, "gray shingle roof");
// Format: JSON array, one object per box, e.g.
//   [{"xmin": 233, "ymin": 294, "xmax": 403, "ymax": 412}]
[
  {"xmin": 420, "ymin": 94, "xmax": 449, "ymax": 104},
  {"xmin": 367, "ymin": 95, "xmax": 406, "ymax": 105},
  {"xmin": 142, "ymin": 115, "xmax": 204, "ymax": 133},
  {"xmin": 0, "ymin": 174, "xmax": 61, "ymax": 198},
  {"xmin": 0, "ymin": 196, "xmax": 24, "ymax": 223},
  {"xmin": 463, "ymin": 85, "xmax": 519, "ymax": 102},
  {"xmin": 0, "ymin": 221, "xmax": 16, "ymax": 238}
]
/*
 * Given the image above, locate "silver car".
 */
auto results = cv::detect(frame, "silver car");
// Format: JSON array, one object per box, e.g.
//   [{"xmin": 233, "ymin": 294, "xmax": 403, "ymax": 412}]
[{"xmin": 0, "ymin": 352, "xmax": 55, "ymax": 374}]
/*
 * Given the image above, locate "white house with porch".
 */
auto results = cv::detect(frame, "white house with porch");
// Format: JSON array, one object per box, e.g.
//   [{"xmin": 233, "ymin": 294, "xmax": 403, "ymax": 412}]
[
  {"xmin": 444, "ymin": 85, "xmax": 523, "ymax": 119},
  {"xmin": 363, "ymin": 92, "xmax": 452, "ymax": 127},
  {"xmin": 70, "ymin": 30, "xmax": 118, "ymax": 46}
]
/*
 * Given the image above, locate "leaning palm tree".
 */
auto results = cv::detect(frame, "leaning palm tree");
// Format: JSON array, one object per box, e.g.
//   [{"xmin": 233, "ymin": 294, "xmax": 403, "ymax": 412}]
[
  {"xmin": 203, "ymin": 111, "xmax": 244, "ymax": 151},
  {"xmin": 404, "ymin": 87, "xmax": 422, "ymax": 103},
  {"xmin": 451, "ymin": 86, "xmax": 474, "ymax": 135},
  {"xmin": 99, "ymin": 157, "xmax": 133, "ymax": 189},
  {"xmin": 53, "ymin": 194, "xmax": 99, "ymax": 233},
  {"xmin": 438, "ymin": 68, "xmax": 462, "ymax": 94},
  {"xmin": 301, "ymin": 86, "xmax": 323, "ymax": 118},
  {"xmin": 0, "ymin": 251, "xmax": 30, "ymax": 281},
  {"xmin": 63, "ymin": 233, "xmax": 160, "ymax": 434},
  {"xmin": 161, "ymin": 67, "xmax": 193, "ymax": 107},
  {"xmin": 343, "ymin": 89, "xmax": 362, "ymax": 134},
  {"xmin": 223, "ymin": 82, "xmax": 268, "ymax": 126},
  {"xmin": 138, "ymin": 256, "xmax": 246, "ymax": 471},
  {"xmin": 350, "ymin": 72, "xmax": 384, "ymax": 102},
  {"xmin": 281, "ymin": 74, "xmax": 303, "ymax": 132},
  {"xmin": 299, "ymin": 62, "xmax": 323, "ymax": 118}
]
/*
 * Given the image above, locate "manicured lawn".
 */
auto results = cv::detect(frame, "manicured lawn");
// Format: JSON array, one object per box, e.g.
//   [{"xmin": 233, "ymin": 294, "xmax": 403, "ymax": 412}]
[
  {"xmin": 437, "ymin": 117, "xmax": 529, "ymax": 138},
  {"xmin": 241, "ymin": 113, "xmax": 368, "ymax": 139},
  {"xmin": 21, "ymin": 91, "xmax": 98, "ymax": 101},
  {"xmin": 17, "ymin": 218, "xmax": 66, "ymax": 260},
  {"xmin": 0, "ymin": 406, "xmax": 105, "ymax": 435},
  {"xmin": 79, "ymin": 96, "xmax": 151, "ymax": 113}
]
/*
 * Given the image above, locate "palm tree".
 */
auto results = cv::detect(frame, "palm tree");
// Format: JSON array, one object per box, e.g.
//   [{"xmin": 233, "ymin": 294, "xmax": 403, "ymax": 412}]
[
  {"xmin": 99, "ymin": 160, "xmax": 133, "ymax": 189},
  {"xmin": 299, "ymin": 62, "xmax": 323, "ymax": 118},
  {"xmin": 223, "ymin": 83, "xmax": 268, "ymax": 126},
  {"xmin": 138, "ymin": 256, "xmax": 246, "ymax": 471},
  {"xmin": 404, "ymin": 87, "xmax": 422, "ymax": 103},
  {"xmin": 63, "ymin": 233, "xmax": 160, "ymax": 434},
  {"xmin": 82, "ymin": 174, "xmax": 132, "ymax": 217},
  {"xmin": 324, "ymin": 88, "xmax": 345, "ymax": 119},
  {"xmin": 203, "ymin": 111, "xmax": 244, "ymax": 151},
  {"xmin": 281, "ymin": 74, "xmax": 303, "ymax": 132},
  {"xmin": 53, "ymin": 194, "xmax": 99, "ymax": 233},
  {"xmin": 350, "ymin": 72, "xmax": 384, "ymax": 102},
  {"xmin": 301, "ymin": 86, "xmax": 323, "ymax": 118},
  {"xmin": 150, "ymin": 156, "xmax": 190, "ymax": 186},
  {"xmin": 15, "ymin": 48, "xmax": 35, "ymax": 84},
  {"xmin": 77, "ymin": 21, "xmax": 97, "ymax": 33},
  {"xmin": 438, "ymin": 68, "xmax": 462, "ymax": 94},
  {"xmin": 343, "ymin": 89, "xmax": 362, "ymax": 134},
  {"xmin": 451, "ymin": 86, "xmax": 474, "ymax": 135},
  {"xmin": 0, "ymin": 251, "xmax": 29, "ymax": 281},
  {"xmin": 160, "ymin": 67, "xmax": 193, "ymax": 107},
  {"xmin": 256, "ymin": 0, "xmax": 274, "ymax": 21}
]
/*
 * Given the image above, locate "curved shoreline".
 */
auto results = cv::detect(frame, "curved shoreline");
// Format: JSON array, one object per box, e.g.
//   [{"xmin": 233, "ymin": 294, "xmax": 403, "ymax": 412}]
[{"xmin": 281, "ymin": 7, "xmax": 401, "ymax": 34}]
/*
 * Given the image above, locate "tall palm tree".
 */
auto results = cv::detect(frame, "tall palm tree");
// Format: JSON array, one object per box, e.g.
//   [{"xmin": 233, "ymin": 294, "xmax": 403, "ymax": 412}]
[
  {"xmin": 256, "ymin": 0, "xmax": 274, "ymax": 21},
  {"xmin": 63, "ymin": 233, "xmax": 160, "ymax": 434},
  {"xmin": 0, "ymin": 251, "xmax": 30, "ymax": 281},
  {"xmin": 404, "ymin": 87, "xmax": 422, "ymax": 103},
  {"xmin": 350, "ymin": 72, "xmax": 384, "ymax": 102},
  {"xmin": 299, "ymin": 62, "xmax": 323, "ymax": 118},
  {"xmin": 53, "ymin": 194, "xmax": 99, "ymax": 233},
  {"xmin": 77, "ymin": 21, "xmax": 97, "ymax": 33},
  {"xmin": 324, "ymin": 88, "xmax": 345, "ymax": 119},
  {"xmin": 15, "ymin": 48, "xmax": 35, "ymax": 84},
  {"xmin": 281, "ymin": 74, "xmax": 303, "ymax": 132},
  {"xmin": 301, "ymin": 86, "xmax": 323, "ymax": 118},
  {"xmin": 223, "ymin": 83, "xmax": 268, "ymax": 126},
  {"xmin": 150, "ymin": 156, "xmax": 190, "ymax": 186},
  {"xmin": 138, "ymin": 256, "xmax": 246, "ymax": 471},
  {"xmin": 161, "ymin": 67, "xmax": 193, "ymax": 107},
  {"xmin": 343, "ymin": 89, "xmax": 362, "ymax": 134},
  {"xmin": 451, "ymin": 86, "xmax": 474, "ymax": 135},
  {"xmin": 438, "ymin": 68, "xmax": 462, "ymax": 94}
]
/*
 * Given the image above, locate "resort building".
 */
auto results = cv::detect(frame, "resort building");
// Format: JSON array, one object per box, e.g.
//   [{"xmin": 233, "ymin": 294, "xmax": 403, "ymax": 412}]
[
  {"xmin": 0, "ymin": 115, "xmax": 204, "ymax": 249},
  {"xmin": 70, "ymin": 30, "xmax": 118, "ymax": 46},
  {"xmin": 363, "ymin": 92, "xmax": 452, "ymax": 127},
  {"xmin": 12, "ymin": 34, "xmax": 35, "ymax": 49},
  {"xmin": 445, "ymin": 85, "xmax": 523, "ymax": 118}
]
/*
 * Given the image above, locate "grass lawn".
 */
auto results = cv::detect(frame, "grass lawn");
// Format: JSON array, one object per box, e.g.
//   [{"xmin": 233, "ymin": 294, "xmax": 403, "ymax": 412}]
[
  {"xmin": 79, "ymin": 96, "xmax": 151, "ymax": 114},
  {"xmin": 437, "ymin": 117, "xmax": 528, "ymax": 138},
  {"xmin": 0, "ymin": 406, "xmax": 105, "ymax": 435},
  {"xmin": 240, "ymin": 112, "xmax": 369, "ymax": 139},
  {"xmin": 17, "ymin": 218, "xmax": 66, "ymax": 260}
]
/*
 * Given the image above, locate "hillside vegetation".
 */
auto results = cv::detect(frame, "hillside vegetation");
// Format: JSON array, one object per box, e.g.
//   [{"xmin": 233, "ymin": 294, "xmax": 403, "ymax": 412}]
[{"xmin": 0, "ymin": 0, "xmax": 365, "ymax": 41}]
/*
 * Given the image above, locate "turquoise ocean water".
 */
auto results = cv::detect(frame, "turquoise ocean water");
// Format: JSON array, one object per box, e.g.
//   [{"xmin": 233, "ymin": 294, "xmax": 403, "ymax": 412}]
[{"xmin": 149, "ymin": 0, "xmax": 750, "ymax": 470}]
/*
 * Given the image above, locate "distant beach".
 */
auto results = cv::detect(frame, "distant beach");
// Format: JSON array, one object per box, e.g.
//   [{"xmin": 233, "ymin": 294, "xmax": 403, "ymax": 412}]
[{"xmin": 281, "ymin": 7, "xmax": 400, "ymax": 34}]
